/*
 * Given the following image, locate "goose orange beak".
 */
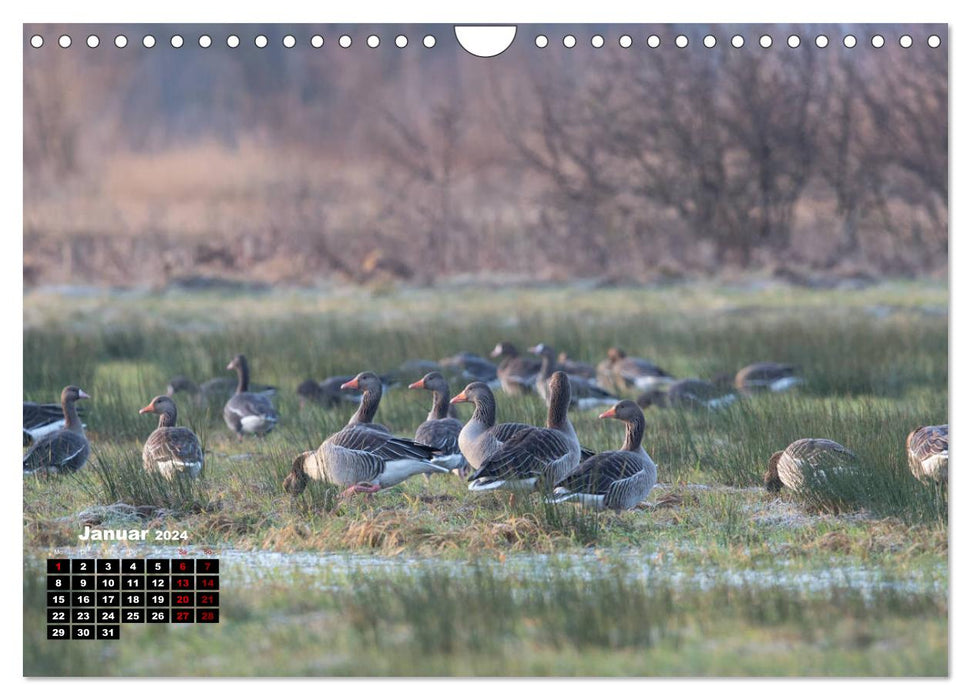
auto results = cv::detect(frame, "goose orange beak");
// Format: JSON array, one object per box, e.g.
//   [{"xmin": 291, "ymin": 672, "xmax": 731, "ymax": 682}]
[
  {"xmin": 340, "ymin": 378, "xmax": 360, "ymax": 391},
  {"xmin": 138, "ymin": 403, "xmax": 154, "ymax": 415},
  {"xmin": 78, "ymin": 389, "xmax": 91, "ymax": 400},
  {"xmin": 408, "ymin": 379, "xmax": 425, "ymax": 390},
  {"xmin": 450, "ymin": 391, "xmax": 469, "ymax": 405},
  {"xmin": 598, "ymin": 407, "xmax": 618, "ymax": 420}
]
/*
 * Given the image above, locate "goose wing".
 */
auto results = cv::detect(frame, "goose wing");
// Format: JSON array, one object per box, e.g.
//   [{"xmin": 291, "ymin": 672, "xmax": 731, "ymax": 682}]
[
  {"xmin": 416, "ymin": 417, "xmax": 463, "ymax": 454},
  {"xmin": 226, "ymin": 392, "xmax": 278, "ymax": 419},
  {"xmin": 554, "ymin": 451, "xmax": 646, "ymax": 495},
  {"xmin": 144, "ymin": 427, "xmax": 204, "ymax": 466},
  {"xmin": 23, "ymin": 430, "xmax": 89, "ymax": 473},
  {"xmin": 23, "ymin": 402, "xmax": 66, "ymax": 430},
  {"xmin": 331, "ymin": 425, "xmax": 436, "ymax": 461},
  {"xmin": 469, "ymin": 427, "xmax": 572, "ymax": 482}
]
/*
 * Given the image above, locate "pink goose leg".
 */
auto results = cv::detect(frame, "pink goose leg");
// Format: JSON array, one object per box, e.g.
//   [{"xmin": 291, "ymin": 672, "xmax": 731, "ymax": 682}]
[{"xmin": 339, "ymin": 483, "xmax": 382, "ymax": 499}]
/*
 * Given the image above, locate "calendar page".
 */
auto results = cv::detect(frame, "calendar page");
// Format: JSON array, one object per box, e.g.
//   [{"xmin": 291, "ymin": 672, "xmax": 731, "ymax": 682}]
[{"xmin": 22, "ymin": 19, "xmax": 948, "ymax": 678}]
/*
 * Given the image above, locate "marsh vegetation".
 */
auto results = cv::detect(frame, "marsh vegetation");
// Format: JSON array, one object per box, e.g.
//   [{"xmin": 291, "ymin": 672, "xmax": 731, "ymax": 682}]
[{"xmin": 23, "ymin": 281, "xmax": 948, "ymax": 676}]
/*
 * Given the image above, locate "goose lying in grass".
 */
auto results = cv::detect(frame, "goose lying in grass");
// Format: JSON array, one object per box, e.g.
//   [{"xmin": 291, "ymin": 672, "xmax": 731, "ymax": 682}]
[
  {"xmin": 23, "ymin": 400, "xmax": 85, "ymax": 446},
  {"xmin": 490, "ymin": 341, "xmax": 542, "ymax": 396},
  {"xmin": 764, "ymin": 438, "xmax": 858, "ymax": 493},
  {"xmin": 223, "ymin": 354, "xmax": 279, "ymax": 438},
  {"xmin": 465, "ymin": 372, "xmax": 581, "ymax": 493},
  {"xmin": 548, "ymin": 400, "xmax": 657, "ymax": 511},
  {"xmin": 139, "ymin": 395, "xmax": 204, "ymax": 480},
  {"xmin": 530, "ymin": 343, "xmax": 617, "ymax": 410},
  {"xmin": 596, "ymin": 347, "xmax": 673, "ymax": 394},
  {"xmin": 735, "ymin": 362, "xmax": 802, "ymax": 395},
  {"xmin": 23, "ymin": 386, "xmax": 90, "ymax": 476},
  {"xmin": 906, "ymin": 425, "xmax": 948, "ymax": 484},
  {"xmin": 409, "ymin": 372, "xmax": 468, "ymax": 474},
  {"xmin": 636, "ymin": 378, "xmax": 737, "ymax": 411}
]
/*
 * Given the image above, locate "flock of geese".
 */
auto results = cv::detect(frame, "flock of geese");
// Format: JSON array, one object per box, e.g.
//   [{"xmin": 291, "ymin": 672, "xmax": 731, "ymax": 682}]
[{"xmin": 23, "ymin": 343, "xmax": 949, "ymax": 511}]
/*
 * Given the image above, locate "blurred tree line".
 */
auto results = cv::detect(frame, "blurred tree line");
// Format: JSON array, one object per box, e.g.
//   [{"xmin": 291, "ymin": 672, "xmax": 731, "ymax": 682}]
[{"xmin": 24, "ymin": 23, "xmax": 946, "ymax": 287}]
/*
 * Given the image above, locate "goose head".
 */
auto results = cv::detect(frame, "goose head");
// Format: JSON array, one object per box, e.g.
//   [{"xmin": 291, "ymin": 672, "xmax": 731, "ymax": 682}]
[
  {"xmin": 341, "ymin": 371, "xmax": 383, "ymax": 394},
  {"xmin": 409, "ymin": 371, "xmax": 449, "ymax": 394}
]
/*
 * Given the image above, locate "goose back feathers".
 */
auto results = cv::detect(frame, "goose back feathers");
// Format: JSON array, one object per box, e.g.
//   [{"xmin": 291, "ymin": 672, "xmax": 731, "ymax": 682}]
[
  {"xmin": 907, "ymin": 425, "xmax": 948, "ymax": 483},
  {"xmin": 764, "ymin": 438, "xmax": 858, "ymax": 492}
]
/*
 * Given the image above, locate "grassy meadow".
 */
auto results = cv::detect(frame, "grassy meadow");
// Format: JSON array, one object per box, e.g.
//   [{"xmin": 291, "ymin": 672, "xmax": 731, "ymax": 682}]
[{"xmin": 22, "ymin": 279, "xmax": 948, "ymax": 676}]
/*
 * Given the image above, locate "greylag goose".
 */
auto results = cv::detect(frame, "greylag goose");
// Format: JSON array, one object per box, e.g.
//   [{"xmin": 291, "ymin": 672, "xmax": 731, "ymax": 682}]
[
  {"xmin": 139, "ymin": 395, "xmax": 204, "ymax": 479},
  {"xmin": 597, "ymin": 347, "xmax": 673, "ymax": 394},
  {"xmin": 23, "ymin": 386, "xmax": 90, "ymax": 475},
  {"xmin": 450, "ymin": 381, "xmax": 539, "ymax": 471},
  {"xmin": 23, "ymin": 400, "xmax": 85, "ymax": 446},
  {"xmin": 409, "ymin": 372, "xmax": 468, "ymax": 474},
  {"xmin": 735, "ymin": 362, "xmax": 802, "ymax": 395},
  {"xmin": 637, "ymin": 377, "xmax": 737, "ymax": 411},
  {"xmin": 530, "ymin": 343, "xmax": 617, "ymax": 409},
  {"xmin": 340, "ymin": 371, "xmax": 392, "ymax": 432},
  {"xmin": 297, "ymin": 376, "xmax": 360, "ymax": 409},
  {"xmin": 438, "ymin": 352, "xmax": 499, "ymax": 384},
  {"xmin": 764, "ymin": 438, "xmax": 857, "ymax": 493},
  {"xmin": 223, "ymin": 355, "xmax": 279, "ymax": 438},
  {"xmin": 548, "ymin": 400, "xmax": 657, "ymax": 511},
  {"xmin": 451, "ymin": 381, "xmax": 596, "ymax": 471},
  {"xmin": 490, "ymin": 341, "xmax": 541, "ymax": 396},
  {"xmin": 906, "ymin": 425, "xmax": 948, "ymax": 483},
  {"xmin": 465, "ymin": 371, "xmax": 581, "ymax": 492},
  {"xmin": 556, "ymin": 351, "xmax": 597, "ymax": 380},
  {"xmin": 283, "ymin": 418, "xmax": 446, "ymax": 498},
  {"xmin": 168, "ymin": 375, "xmax": 277, "ymax": 405}
]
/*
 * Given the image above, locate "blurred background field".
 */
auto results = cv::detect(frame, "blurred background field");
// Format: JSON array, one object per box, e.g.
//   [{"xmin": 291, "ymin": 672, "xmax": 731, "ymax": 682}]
[{"xmin": 24, "ymin": 23, "xmax": 945, "ymax": 288}]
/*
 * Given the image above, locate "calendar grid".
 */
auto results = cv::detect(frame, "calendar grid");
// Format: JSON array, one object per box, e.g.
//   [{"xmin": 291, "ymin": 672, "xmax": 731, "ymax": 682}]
[{"xmin": 46, "ymin": 558, "xmax": 219, "ymax": 639}]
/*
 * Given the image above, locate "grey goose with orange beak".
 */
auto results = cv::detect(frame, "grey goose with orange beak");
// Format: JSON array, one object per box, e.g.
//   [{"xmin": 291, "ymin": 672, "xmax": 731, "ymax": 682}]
[
  {"xmin": 284, "ymin": 370, "xmax": 448, "ymax": 499},
  {"xmin": 548, "ymin": 400, "xmax": 657, "ymax": 511},
  {"xmin": 450, "ymin": 381, "xmax": 537, "ymax": 473},
  {"xmin": 408, "ymin": 372, "xmax": 468, "ymax": 474},
  {"xmin": 139, "ymin": 395, "xmax": 204, "ymax": 480},
  {"xmin": 465, "ymin": 371, "xmax": 581, "ymax": 493},
  {"xmin": 23, "ymin": 386, "xmax": 91, "ymax": 475}
]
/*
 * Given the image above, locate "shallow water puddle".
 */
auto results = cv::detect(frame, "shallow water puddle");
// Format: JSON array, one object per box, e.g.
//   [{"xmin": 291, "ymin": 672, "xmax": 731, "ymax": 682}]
[{"xmin": 27, "ymin": 544, "xmax": 946, "ymax": 599}]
